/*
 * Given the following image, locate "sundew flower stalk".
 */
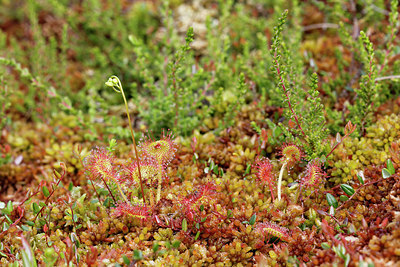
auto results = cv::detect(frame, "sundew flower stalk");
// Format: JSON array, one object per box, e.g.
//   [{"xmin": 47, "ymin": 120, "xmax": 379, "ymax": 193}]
[
  {"xmin": 105, "ymin": 76, "xmax": 146, "ymax": 204},
  {"xmin": 277, "ymin": 143, "xmax": 304, "ymax": 200}
]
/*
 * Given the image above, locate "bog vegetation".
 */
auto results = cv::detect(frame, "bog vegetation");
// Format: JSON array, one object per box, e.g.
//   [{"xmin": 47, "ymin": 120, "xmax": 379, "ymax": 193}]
[{"xmin": 0, "ymin": 0, "xmax": 400, "ymax": 266}]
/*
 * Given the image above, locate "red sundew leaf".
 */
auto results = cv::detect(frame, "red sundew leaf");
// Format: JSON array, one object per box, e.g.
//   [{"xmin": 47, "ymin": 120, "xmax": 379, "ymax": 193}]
[
  {"xmin": 139, "ymin": 130, "xmax": 177, "ymax": 165},
  {"xmin": 123, "ymin": 158, "xmax": 160, "ymax": 188},
  {"xmin": 84, "ymin": 147, "xmax": 118, "ymax": 183},
  {"xmin": 253, "ymin": 157, "xmax": 275, "ymax": 201},
  {"xmin": 85, "ymin": 247, "xmax": 98, "ymax": 266},
  {"xmin": 112, "ymin": 202, "xmax": 150, "ymax": 222},
  {"xmin": 255, "ymin": 222, "xmax": 291, "ymax": 243},
  {"xmin": 179, "ymin": 182, "xmax": 217, "ymax": 221},
  {"xmin": 278, "ymin": 143, "xmax": 304, "ymax": 166},
  {"xmin": 301, "ymin": 159, "xmax": 327, "ymax": 189}
]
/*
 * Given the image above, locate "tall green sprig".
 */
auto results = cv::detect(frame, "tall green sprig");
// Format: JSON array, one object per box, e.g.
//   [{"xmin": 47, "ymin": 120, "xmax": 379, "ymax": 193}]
[
  {"xmin": 169, "ymin": 27, "xmax": 194, "ymax": 131},
  {"xmin": 270, "ymin": 10, "xmax": 306, "ymax": 139},
  {"xmin": 302, "ymin": 73, "xmax": 329, "ymax": 159},
  {"xmin": 351, "ymin": 31, "xmax": 378, "ymax": 133},
  {"xmin": 269, "ymin": 10, "xmax": 329, "ymax": 159}
]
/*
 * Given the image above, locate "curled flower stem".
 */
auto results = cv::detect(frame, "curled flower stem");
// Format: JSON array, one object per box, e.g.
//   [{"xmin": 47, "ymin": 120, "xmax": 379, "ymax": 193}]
[
  {"xmin": 277, "ymin": 162, "xmax": 287, "ymax": 201},
  {"xmin": 106, "ymin": 76, "xmax": 146, "ymax": 204}
]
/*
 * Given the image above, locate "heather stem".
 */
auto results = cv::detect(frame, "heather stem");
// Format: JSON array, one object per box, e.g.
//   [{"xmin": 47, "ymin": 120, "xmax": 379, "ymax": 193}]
[
  {"xmin": 278, "ymin": 162, "xmax": 287, "ymax": 201},
  {"xmin": 274, "ymin": 56, "xmax": 306, "ymax": 137},
  {"xmin": 106, "ymin": 76, "xmax": 146, "ymax": 204}
]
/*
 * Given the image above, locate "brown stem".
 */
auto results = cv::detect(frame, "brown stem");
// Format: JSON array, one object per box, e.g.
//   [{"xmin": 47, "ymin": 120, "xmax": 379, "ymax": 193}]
[
  {"xmin": 33, "ymin": 163, "xmax": 67, "ymax": 224},
  {"xmin": 76, "ymin": 145, "xmax": 101, "ymax": 202}
]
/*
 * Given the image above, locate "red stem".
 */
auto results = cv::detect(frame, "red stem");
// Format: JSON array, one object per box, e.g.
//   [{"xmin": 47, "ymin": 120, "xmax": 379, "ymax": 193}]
[
  {"xmin": 274, "ymin": 56, "xmax": 306, "ymax": 137},
  {"xmin": 33, "ymin": 165, "xmax": 67, "ymax": 224}
]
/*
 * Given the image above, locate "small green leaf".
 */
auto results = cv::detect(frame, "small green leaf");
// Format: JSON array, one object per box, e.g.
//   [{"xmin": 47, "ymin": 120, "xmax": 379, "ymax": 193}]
[
  {"xmin": 152, "ymin": 243, "xmax": 159, "ymax": 253},
  {"xmin": 68, "ymin": 182, "xmax": 73, "ymax": 191},
  {"xmin": 3, "ymin": 222, "xmax": 9, "ymax": 231},
  {"xmin": 213, "ymin": 165, "xmax": 219, "ymax": 175},
  {"xmin": 4, "ymin": 214, "xmax": 12, "ymax": 224},
  {"xmin": 227, "ymin": 210, "xmax": 233, "ymax": 218},
  {"xmin": 172, "ymin": 240, "xmax": 181, "ymax": 248},
  {"xmin": 32, "ymin": 203, "xmax": 40, "ymax": 214},
  {"xmin": 6, "ymin": 201, "xmax": 13, "ymax": 213},
  {"xmin": 195, "ymin": 231, "xmax": 200, "ymax": 240},
  {"xmin": 339, "ymin": 195, "xmax": 349, "ymax": 202},
  {"xmin": 158, "ymin": 249, "xmax": 167, "ymax": 256},
  {"xmin": 42, "ymin": 186, "xmax": 50, "ymax": 198},
  {"xmin": 26, "ymin": 221, "xmax": 35, "ymax": 226},
  {"xmin": 21, "ymin": 225, "xmax": 30, "ymax": 231},
  {"xmin": 340, "ymin": 184, "xmax": 355, "ymax": 196},
  {"xmin": 357, "ymin": 171, "xmax": 365, "ymax": 185},
  {"xmin": 249, "ymin": 214, "xmax": 256, "ymax": 225},
  {"xmin": 103, "ymin": 197, "xmax": 111, "ymax": 207},
  {"xmin": 321, "ymin": 242, "xmax": 330, "ymax": 250},
  {"xmin": 133, "ymin": 250, "xmax": 143, "ymax": 260},
  {"xmin": 387, "ymin": 159, "xmax": 395, "ymax": 175},
  {"xmin": 195, "ymin": 223, "xmax": 200, "ymax": 229},
  {"xmin": 382, "ymin": 168, "xmax": 391, "ymax": 179},
  {"xmin": 344, "ymin": 253, "xmax": 350, "ymax": 267},
  {"xmin": 122, "ymin": 255, "xmax": 130, "ymax": 265},
  {"xmin": 326, "ymin": 193, "xmax": 338, "ymax": 208},
  {"xmin": 244, "ymin": 164, "xmax": 251, "ymax": 175},
  {"xmin": 182, "ymin": 219, "xmax": 187, "ymax": 232}
]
